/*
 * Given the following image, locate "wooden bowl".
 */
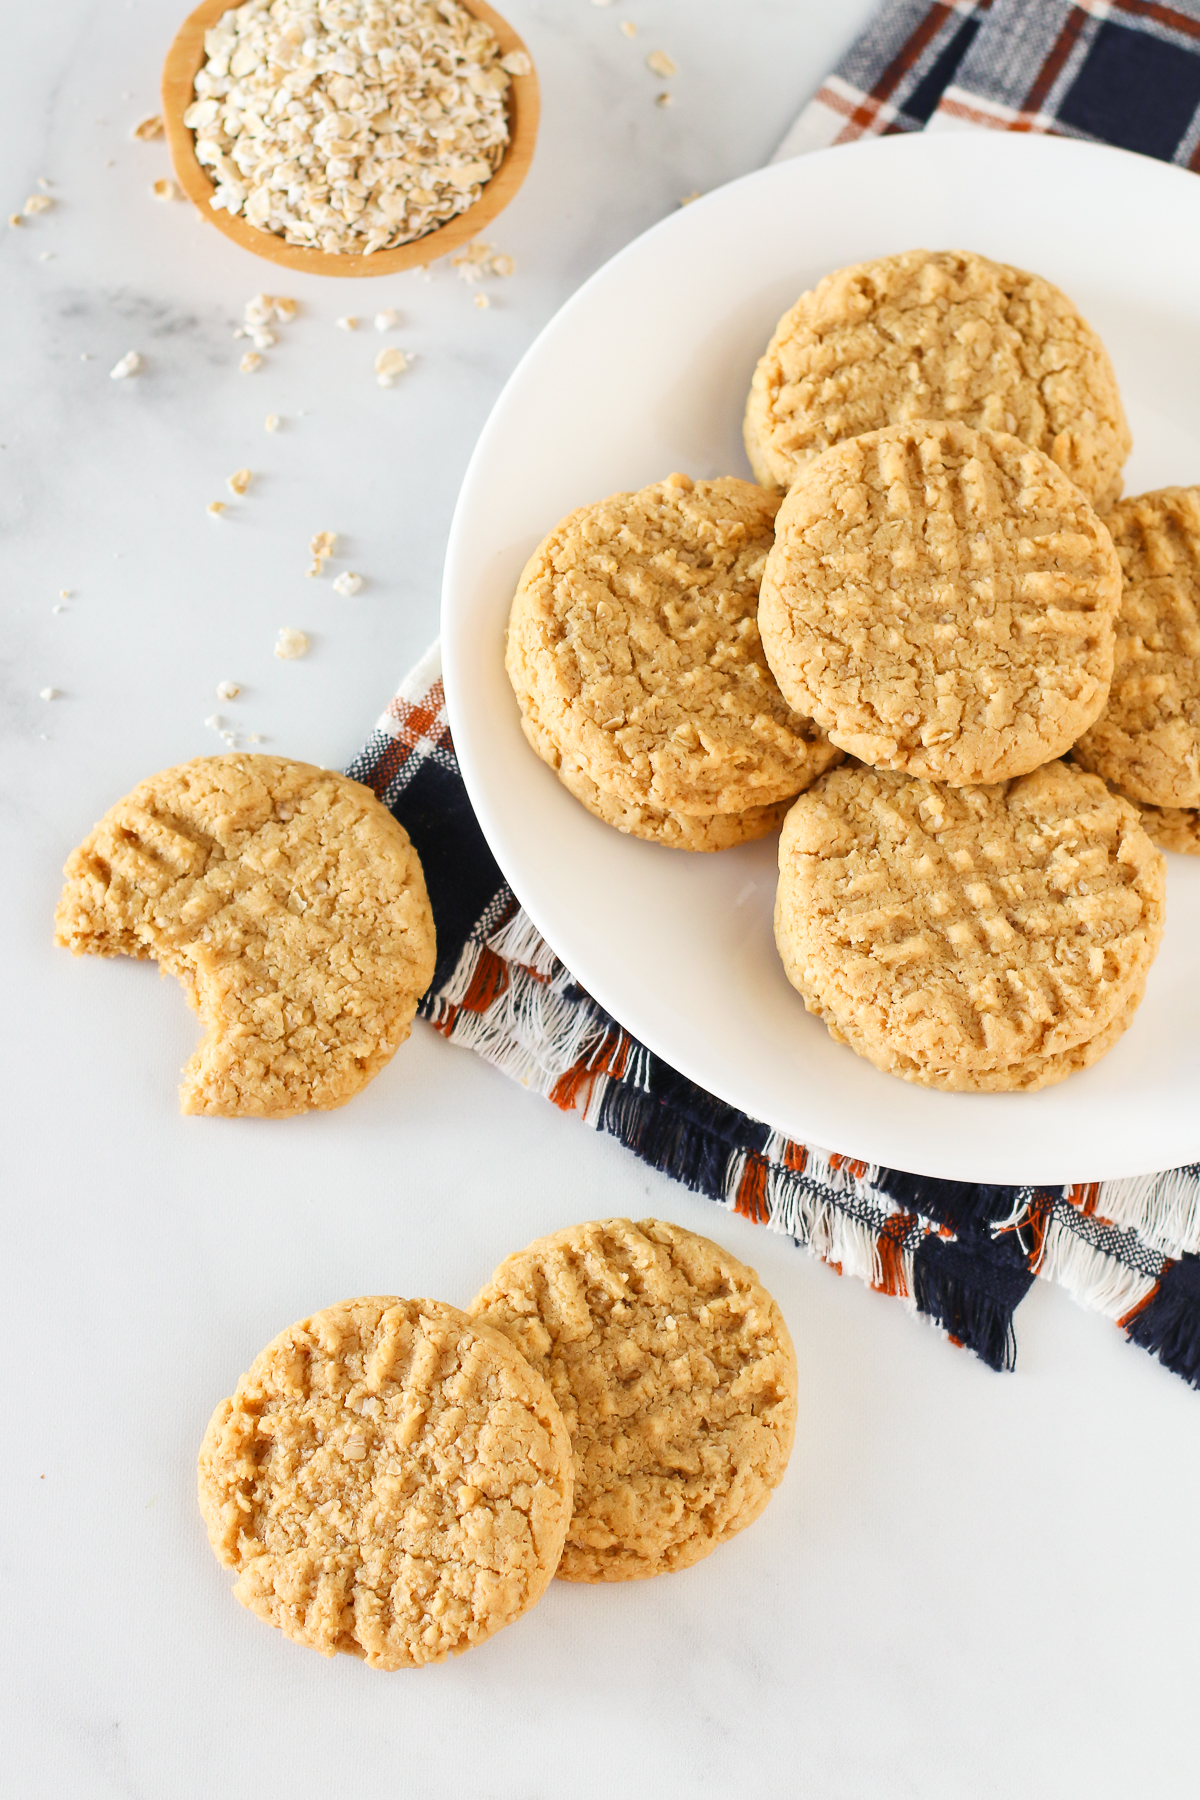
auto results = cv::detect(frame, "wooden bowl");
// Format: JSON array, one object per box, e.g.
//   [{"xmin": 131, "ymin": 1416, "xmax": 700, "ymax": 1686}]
[{"xmin": 161, "ymin": 0, "xmax": 539, "ymax": 277}]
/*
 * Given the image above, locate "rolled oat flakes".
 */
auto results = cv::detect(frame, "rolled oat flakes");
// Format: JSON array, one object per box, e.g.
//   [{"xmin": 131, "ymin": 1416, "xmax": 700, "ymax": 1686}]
[{"xmin": 185, "ymin": 0, "xmax": 516, "ymax": 256}]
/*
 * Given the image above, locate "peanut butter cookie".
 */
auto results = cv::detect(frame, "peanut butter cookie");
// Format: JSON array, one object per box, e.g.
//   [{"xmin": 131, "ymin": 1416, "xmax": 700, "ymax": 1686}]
[
  {"xmin": 758, "ymin": 421, "xmax": 1121, "ymax": 785},
  {"xmin": 510, "ymin": 634, "xmax": 797, "ymax": 849},
  {"xmin": 471, "ymin": 1218, "xmax": 797, "ymax": 1583},
  {"xmin": 506, "ymin": 473, "xmax": 840, "ymax": 819},
  {"xmin": 55, "ymin": 755, "xmax": 435, "ymax": 1116},
  {"xmin": 774, "ymin": 762, "xmax": 1164, "ymax": 1088},
  {"xmin": 198, "ymin": 1297, "xmax": 574, "ymax": 1668},
  {"xmin": 744, "ymin": 248, "xmax": 1130, "ymax": 507},
  {"xmin": 1072, "ymin": 486, "xmax": 1200, "ymax": 808}
]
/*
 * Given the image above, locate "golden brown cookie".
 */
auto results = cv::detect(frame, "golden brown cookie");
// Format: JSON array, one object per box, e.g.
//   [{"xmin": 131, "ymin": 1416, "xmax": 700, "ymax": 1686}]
[
  {"xmin": 505, "ymin": 473, "xmax": 840, "ymax": 817},
  {"xmin": 1131, "ymin": 800, "xmax": 1200, "ymax": 855},
  {"xmin": 1072, "ymin": 487, "xmax": 1200, "ymax": 808},
  {"xmin": 197, "ymin": 1297, "xmax": 574, "ymax": 1669},
  {"xmin": 744, "ymin": 248, "xmax": 1130, "ymax": 507},
  {"xmin": 470, "ymin": 1218, "xmax": 798, "ymax": 1583},
  {"xmin": 758, "ymin": 421, "xmax": 1121, "ymax": 785},
  {"xmin": 774, "ymin": 762, "xmax": 1165, "ymax": 1087},
  {"xmin": 511, "ymin": 639, "xmax": 797, "ymax": 849},
  {"xmin": 55, "ymin": 755, "xmax": 435, "ymax": 1116}
]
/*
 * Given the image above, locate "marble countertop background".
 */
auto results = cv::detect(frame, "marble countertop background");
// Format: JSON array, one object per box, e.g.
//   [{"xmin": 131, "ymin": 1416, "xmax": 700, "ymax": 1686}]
[{"xmin": 4, "ymin": 3, "xmax": 1199, "ymax": 1795}]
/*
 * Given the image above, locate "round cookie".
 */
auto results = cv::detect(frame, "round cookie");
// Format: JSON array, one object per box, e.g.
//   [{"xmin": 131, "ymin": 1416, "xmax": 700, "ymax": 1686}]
[
  {"xmin": 744, "ymin": 248, "xmax": 1130, "ymax": 507},
  {"xmin": 758, "ymin": 421, "xmax": 1121, "ymax": 785},
  {"xmin": 1072, "ymin": 486, "xmax": 1200, "ymax": 808},
  {"xmin": 197, "ymin": 1297, "xmax": 574, "ymax": 1668},
  {"xmin": 512, "ymin": 641, "xmax": 798, "ymax": 849},
  {"xmin": 505, "ymin": 472, "xmax": 841, "ymax": 817},
  {"xmin": 470, "ymin": 1218, "xmax": 798, "ymax": 1582},
  {"xmin": 55, "ymin": 755, "xmax": 436, "ymax": 1116},
  {"xmin": 774, "ymin": 761, "xmax": 1165, "ymax": 1084}
]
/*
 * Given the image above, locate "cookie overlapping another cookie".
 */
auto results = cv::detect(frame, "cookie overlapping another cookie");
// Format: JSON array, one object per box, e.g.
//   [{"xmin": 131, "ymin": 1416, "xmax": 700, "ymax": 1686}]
[{"xmin": 505, "ymin": 472, "xmax": 840, "ymax": 849}]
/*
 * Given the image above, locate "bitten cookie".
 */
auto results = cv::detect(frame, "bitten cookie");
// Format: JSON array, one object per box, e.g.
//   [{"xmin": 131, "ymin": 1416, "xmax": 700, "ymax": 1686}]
[
  {"xmin": 758, "ymin": 421, "xmax": 1121, "ymax": 785},
  {"xmin": 506, "ymin": 473, "xmax": 840, "ymax": 819},
  {"xmin": 1072, "ymin": 486, "xmax": 1200, "ymax": 808},
  {"xmin": 197, "ymin": 1297, "xmax": 574, "ymax": 1668},
  {"xmin": 510, "ymin": 639, "xmax": 795, "ymax": 849},
  {"xmin": 470, "ymin": 1218, "xmax": 798, "ymax": 1583},
  {"xmin": 744, "ymin": 248, "xmax": 1130, "ymax": 507},
  {"xmin": 774, "ymin": 762, "xmax": 1165, "ymax": 1090},
  {"xmin": 55, "ymin": 755, "xmax": 436, "ymax": 1116}
]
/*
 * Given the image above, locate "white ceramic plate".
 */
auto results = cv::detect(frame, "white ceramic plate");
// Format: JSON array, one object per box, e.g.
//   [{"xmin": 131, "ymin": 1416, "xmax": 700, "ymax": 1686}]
[{"xmin": 442, "ymin": 130, "xmax": 1200, "ymax": 1185}]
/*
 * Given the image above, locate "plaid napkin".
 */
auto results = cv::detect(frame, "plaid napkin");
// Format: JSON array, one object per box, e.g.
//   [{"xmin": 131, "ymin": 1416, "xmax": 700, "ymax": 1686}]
[{"xmin": 348, "ymin": 1, "xmax": 1200, "ymax": 1388}]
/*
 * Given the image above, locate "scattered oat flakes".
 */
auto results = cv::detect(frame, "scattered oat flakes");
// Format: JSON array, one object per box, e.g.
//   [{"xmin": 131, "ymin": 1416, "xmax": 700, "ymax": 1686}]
[
  {"xmin": 310, "ymin": 531, "xmax": 337, "ymax": 559},
  {"xmin": 375, "ymin": 345, "xmax": 409, "ymax": 386},
  {"xmin": 132, "ymin": 114, "xmax": 164, "ymax": 141},
  {"xmin": 240, "ymin": 351, "xmax": 263, "ymax": 373},
  {"xmin": 337, "ymin": 316, "xmax": 359, "ymax": 332},
  {"xmin": 110, "ymin": 350, "xmax": 142, "ymax": 379},
  {"xmin": 474, "ymin": 291, "xmax": 489, "ymax": 309},
  {"xmin": 490, "ymin": 251, "xmax": 515, "ymax": 277},
  {"xmin": 374, "ymin": 308, "xmax": 401, "ymax": 331},
  {"xmin": 186, "ymin": 0, "xmax": 512, "ymax": 256},
  {"xmin": 272, "ymin": 296, "xmax": 298, "ymax": 321},
  {"xmin": 8, "ymin": 213, "xmax": 20, "ymax": 227},
  {"xmin": 227, "ymin": 467, "xmax": 252, "ymax": 496},
  {"xmin": 500, "ymin": 50, "xmax": 531, "ymax": 75},
  {"xmin": 244, "ymin": 293, "xmax": 274, "ymax": 325},
  {"xmin": 152, "ymin": 178, "xmax": 181, "ymax": 202},
  {"xmin": 52, "ymin": 604, "xmax": 64, "ymax": 614},
  {"xmin": 23, "ymin": 194, "xmax": 53, "ymax": 215},
  {"xmin": 59, "ymin": 589, "xmax": 71, "ymax": 599},
  {"xmin": 332, "ymin": 570, "xmax": 363, "ymax": 597},
  {"xmin": 37, "ymin": 176, "xmax": 51, "ymax": 189},
  {"xmin": 207, "ymin": 500, "xmax": 227, "ymax": 518},
  {"xmin": 655, "ymin": 91, "xmax": 673, "ymax": 108},
  {"xmin": 620, "ymin": 20, "xmax": 637, "ymax": 37},
  {"xmin": 39, "ymin": 687, "xmax": 60, "ymax": 701},
  {"xmin": 274, "ymin": 627, "xmax": 309, "ymax": 660},
  {"xmin": 216, "ymin": 679, "xmax": 241, "ymax": 700},
  {"xmin": 39, "ymin": 251, "xmax": 54, "ymax": 261},
  {"xmin": 264, "ymin": 413, "xmax": 281, "ymax": 432},
  {"xmin": 647, "ymin": 50, "xmax": 677, "ymax": 78}
]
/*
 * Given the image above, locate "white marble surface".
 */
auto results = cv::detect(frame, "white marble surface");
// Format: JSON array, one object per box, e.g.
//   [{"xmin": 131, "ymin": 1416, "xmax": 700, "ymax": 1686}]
[{"xmin": 4, "ymin": 3, "xmax": 1200, "ymax": 1795}]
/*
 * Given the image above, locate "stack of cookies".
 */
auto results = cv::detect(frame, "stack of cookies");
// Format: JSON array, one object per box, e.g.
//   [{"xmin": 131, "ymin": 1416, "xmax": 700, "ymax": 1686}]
[
  {"xmin": 197, "ymin": 1218, "xmax": 798, "ymax": 1668},
  {"xmin": 507, "ymin": 247, "xmax": 1194, "ymax": 1093}
]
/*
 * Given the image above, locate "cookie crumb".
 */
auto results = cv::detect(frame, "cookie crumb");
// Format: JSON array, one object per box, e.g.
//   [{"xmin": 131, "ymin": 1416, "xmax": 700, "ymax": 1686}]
[
  {"xmin": 151, "ymin": 178, "xmax": 180, "ymax": 202},
  {"xmin": 23, "ymin": 193, "xmax": 53, "ymax": 215},
  {"xmin": 131, "ymin": 114, "xmax": 164, "ymax": 141},
  {"xmin": 239, "ymin": 351, "xmax": 262, "ymax": 374},
  {"xmin": 227, "ymin": 467, "xmax": 252, "ymax": 497},
  {"xmin": 264, "ymin": 413, "xmax": 281, "ymax": 432},
  {"xmin": 374, "ymin": 308, "xmax": 401, "ymax": 331},
  {"xmin": 647, "ymin": 50, "xmax": 676, "ymax": 77},
  {"xmin": 310, "ymin": 531, "xmax": 337, "ymax": 560},
  {"xmin": 332, "ymin": 571, "xmax": 363, "ymax": 597},
  {"xmin": 216, "ymin": 679, "xmax": 241, "ymax": 700},
  {"xmin": 207, "ymin": 500, "xmax": 227, "ymax": 518},
  {"xmin": 274, "ymin": 627, "xmax": 309, "ymax": 660},
  {"xmin": 375, "ymin": 346, "xmax": 409, "ymax": 386},
  {"xmin": 110, "ymin": 350, "xmax": 141, "ymax": 379}
]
